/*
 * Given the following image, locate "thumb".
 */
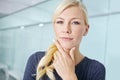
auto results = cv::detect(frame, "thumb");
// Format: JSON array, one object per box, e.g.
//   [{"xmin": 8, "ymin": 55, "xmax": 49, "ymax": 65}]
[{"xmin": 69, "ymin": 47, "xmax": 76, "ymax": 61}]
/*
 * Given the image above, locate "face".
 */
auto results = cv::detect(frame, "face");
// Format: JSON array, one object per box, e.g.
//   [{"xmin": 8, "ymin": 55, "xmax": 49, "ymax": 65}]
[{"xmin": 53, "ymin": 6, "xmax": 89, "ymax": 50}]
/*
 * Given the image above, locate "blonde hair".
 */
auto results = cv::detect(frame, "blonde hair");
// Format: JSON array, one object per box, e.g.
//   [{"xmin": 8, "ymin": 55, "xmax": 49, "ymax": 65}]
[
  {"xmin": 36, "ymin": 44, "xmax": 57, "ymax": 80},
  {"xmin": 36, "ymin": 0, "xmax": 88, "ymax": 80},
  {"xmin": 52, "ymin": 0, "xmax": 89, "ymax": 26}
]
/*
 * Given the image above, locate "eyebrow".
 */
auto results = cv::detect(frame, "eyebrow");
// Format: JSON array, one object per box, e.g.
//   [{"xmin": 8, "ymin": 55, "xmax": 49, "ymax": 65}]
[
  {"xmin": 56, "ymin": 17, "xmax": 82, "ymax": 20},
  {"xmin": 56, "ymin": 17, "xmax": 64, "ymax": 20}
]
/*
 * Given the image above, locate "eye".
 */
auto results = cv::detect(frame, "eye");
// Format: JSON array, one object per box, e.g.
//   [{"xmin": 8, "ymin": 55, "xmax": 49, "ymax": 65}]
[
  {"xmin": 72, "ymin": 21, "xmax": 81, "ymax": 25},
  {"xmin": 56, "ymin": 21, "xmax": 64, "ymax": 24}
]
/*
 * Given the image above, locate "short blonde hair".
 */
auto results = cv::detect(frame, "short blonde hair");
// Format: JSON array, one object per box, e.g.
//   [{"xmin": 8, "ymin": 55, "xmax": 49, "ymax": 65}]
[
  {"xmin": 52, "ymin": 0, "xmax": 89, "ymax": 26},
  {"xmin": 36, "ymin": 0, "xmax": 89, "ymax": 80}
]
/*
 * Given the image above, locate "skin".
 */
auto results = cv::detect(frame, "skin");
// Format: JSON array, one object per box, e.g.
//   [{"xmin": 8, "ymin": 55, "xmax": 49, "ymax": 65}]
[{"xmin": 53, "ymin": 6, "xmax": 89, "ymax": 80}]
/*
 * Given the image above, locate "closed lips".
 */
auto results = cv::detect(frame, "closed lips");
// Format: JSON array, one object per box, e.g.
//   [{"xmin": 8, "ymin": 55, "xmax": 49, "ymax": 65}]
[{"xmin": 60, "ymin": 37, "xmax": 73, "ymax": 40}]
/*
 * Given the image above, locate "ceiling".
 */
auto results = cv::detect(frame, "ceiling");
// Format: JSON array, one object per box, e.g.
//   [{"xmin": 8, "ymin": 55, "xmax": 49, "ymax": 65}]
[
  {"xmin": 0, "ymin": 0, "xmax": 52, "ymax": 18},
  {"xmin": 0, "ymin": 0, "xmax": 110, "ymax": 29}
]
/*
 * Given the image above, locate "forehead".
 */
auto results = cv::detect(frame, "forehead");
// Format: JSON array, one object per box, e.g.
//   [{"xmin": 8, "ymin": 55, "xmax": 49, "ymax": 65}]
[{"xmin": 58, "ymin": 6, "xmax": 84, "ymax": 20}]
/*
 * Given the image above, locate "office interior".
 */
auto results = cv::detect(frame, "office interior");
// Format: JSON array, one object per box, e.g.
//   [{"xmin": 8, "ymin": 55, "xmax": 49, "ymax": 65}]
[{"xmin": 0, "ymin": 0, "xmax": 120, "ymax": 80}]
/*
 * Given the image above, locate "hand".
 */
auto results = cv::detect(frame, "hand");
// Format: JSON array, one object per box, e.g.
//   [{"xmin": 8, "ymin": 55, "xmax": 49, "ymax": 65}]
[{"xmin": 53, "ymin": 40, "xmax": 78, "ymax": 80}]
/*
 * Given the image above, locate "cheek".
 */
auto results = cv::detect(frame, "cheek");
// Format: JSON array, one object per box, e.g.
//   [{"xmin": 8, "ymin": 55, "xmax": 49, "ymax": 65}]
[
  {"xmin": 73, "ymin": 28, "xmax": 84, "ymax": 37},
  {"xmin": 53, "ymin": 26, "xmax": 60, "ymax": 37},
  {"xmin": 73, "ymin": 28, "xmax": 84, "ymax": 42}
]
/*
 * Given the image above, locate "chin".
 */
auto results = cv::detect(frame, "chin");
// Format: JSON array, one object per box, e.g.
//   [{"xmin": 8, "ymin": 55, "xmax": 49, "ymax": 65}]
[
  {"xmin": 60, "ymin": 42, "xmax": 74, "ymax": 50},
  {"xmin": 58, "ymin": 39, "xmax": 77, "ymax": 50}
]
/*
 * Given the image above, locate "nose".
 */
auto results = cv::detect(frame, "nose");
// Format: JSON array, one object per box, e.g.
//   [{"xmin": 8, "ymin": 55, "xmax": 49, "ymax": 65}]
[{"xmin": 62, "ymin": 23, "xmax": 71, "ymax": 34}]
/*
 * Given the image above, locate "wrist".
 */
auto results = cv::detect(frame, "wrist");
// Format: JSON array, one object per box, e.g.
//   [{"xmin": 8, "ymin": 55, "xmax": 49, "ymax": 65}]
[{"xmin": 63, "ymin": 73, "xmax": 78, "ymax": 80}]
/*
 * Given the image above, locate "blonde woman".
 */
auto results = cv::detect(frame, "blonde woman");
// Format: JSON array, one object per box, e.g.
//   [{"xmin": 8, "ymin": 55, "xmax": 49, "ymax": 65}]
[{"xmin": 23, "ymin": 0, "xmax": 105, "ymax": 80}]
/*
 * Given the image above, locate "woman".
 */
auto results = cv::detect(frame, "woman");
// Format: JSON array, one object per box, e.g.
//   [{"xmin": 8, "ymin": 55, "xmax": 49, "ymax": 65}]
[{"xmin": 23, "ymin": 0, "xmax": 105, "ymax": 80}]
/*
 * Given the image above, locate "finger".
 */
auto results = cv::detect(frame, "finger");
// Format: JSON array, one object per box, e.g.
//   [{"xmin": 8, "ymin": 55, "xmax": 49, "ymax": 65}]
[
  {"xmin": 53, "ymin": 60, "xmax": 56, "ymax": 68},
  {"xmin": 53, "ymin": 52, "xmax": 60, "ymax": 68},
  {"xmin": 69, "ymin": 47, "xmax": 76, "ymax": 61},
  {"xmin": 56, "ymin": 51, "xmax": 62, "ymax": 58},
  {"xmin": 53, "ymin": 52, "xmax": 58, "ymax": 67},
  {"xmin": 54, "ymin": 40, "xmax": 66, "ymax": 57},
  {"xmin": 54, "ymin": 51, "xmax": 58, "ymax": 60}
]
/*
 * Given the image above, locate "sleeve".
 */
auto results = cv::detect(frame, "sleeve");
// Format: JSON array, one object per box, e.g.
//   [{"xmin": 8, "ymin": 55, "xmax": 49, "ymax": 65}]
[
  {"xmin": 90, "ymin": 61, "xmax": 106, "ymax": 80},
  {"xmin": 23, "ymin": 52, "xmax": 45, "ymax": 80}
]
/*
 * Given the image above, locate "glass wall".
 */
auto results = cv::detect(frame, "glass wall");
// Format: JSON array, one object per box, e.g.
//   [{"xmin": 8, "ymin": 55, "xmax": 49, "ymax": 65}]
[
  {"xmin": 0, "ymin": 23, "xmax": 54, "ymax": 79},
  {"xmin": 0, "ymin": 0, "xmax": 120, "ymax": 80}
]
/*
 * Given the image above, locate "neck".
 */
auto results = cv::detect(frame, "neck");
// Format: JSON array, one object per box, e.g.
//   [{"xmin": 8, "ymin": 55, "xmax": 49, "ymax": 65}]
[
  {"xmin": 74, "ymin": 49, "xmax": 84, "ymax": 65},
  {"xmin": 63, "ymin": 47, "xmax": 84, "ymax": 65}
]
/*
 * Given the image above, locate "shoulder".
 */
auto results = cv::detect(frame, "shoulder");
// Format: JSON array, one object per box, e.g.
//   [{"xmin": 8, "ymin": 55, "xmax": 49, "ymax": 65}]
[
  {"xmin": 29, "ymin": 51, "xmax": 45, "ymax": 60},
  {"xmin": 23, "ymin": 51, "xmax": 46, "ymax": 80},
  {"xmin": 25, "ymin": 51, "xmax": 46, "ymax": 70},
  {"xmin": 28, "ymin": 51, "xmax": 45, "ymax": 65},
  {"xmin": 86, "ymin": 57, "xmax": 106, "ymax": 79},
  {"xmin": 87, "ymin": 57, "xmax": 105, "ymax": 71},
  {"xmin": 25, "ymin": 51, "xmax": 46, "ymax": 69},
  {"xmin": 75, "ymin": 57, "xmax": 105, "ymax": 80},
  {"xmin": 78, "ymin": 57, "xmax": 105, "ymax": 72}
]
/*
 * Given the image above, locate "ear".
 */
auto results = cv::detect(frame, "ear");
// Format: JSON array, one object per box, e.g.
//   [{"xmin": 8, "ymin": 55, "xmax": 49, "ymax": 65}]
[{"xmin": 83, "ymin": 25, "xmax": 89, "ymax": 36}]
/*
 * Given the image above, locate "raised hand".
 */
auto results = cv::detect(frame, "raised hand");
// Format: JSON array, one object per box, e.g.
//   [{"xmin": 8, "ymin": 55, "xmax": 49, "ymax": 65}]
[{"xmin": 53, "ymin": 40, "xmax": 78, "ymax": 80}]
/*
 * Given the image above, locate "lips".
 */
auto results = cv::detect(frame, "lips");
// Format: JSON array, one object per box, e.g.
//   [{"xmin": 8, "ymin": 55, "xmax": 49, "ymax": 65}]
[{"xmin": 60, "ymin": 37, "xmax": 73, "ymax": 41}]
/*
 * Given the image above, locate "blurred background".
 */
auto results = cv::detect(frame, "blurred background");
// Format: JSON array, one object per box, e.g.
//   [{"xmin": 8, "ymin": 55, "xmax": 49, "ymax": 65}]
[{"xmin": 0, "ymin": 0, "xmax": 120, "ymax": 80}]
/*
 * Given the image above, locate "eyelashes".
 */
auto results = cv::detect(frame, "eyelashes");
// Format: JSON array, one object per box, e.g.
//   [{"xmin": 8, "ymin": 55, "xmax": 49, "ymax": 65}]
[
  {"xmin": 72, "ymin": 21, "xmax": 81, "ymax": 25},
  {"xmin": 56, "ymin": 21, "xmax": 63, "ymax": 24},
  {"xmin": 55, "ymin": 20, "xmax": 81, "ymax": 25}
]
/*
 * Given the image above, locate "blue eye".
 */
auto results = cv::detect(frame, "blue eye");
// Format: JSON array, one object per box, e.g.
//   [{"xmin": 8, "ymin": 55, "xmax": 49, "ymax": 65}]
[
  {"xmin": 56, "ymin": 21, "xmax": 63, "ymax": 24},
  {"xmin": 72, "ymin": 21, "xmax": 81, "ymax": 25}
]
